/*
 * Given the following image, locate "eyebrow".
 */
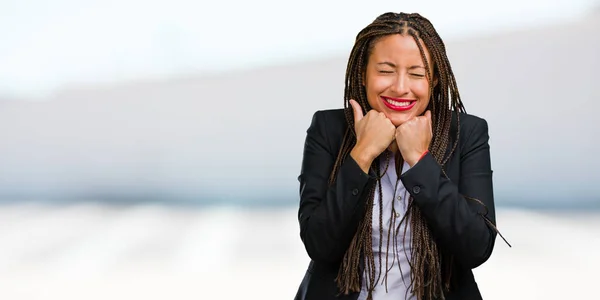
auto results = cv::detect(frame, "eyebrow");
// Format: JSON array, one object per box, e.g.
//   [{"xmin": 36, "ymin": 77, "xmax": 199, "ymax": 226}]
[
  {"xmin": 377, "ymin": 62, "xmax": 396, "ymax": 68},
  {"xmin": 409, "ymin": 66, "xmax": 426, "ymax": 70},
  {"xmin": 376, "ymin": 62, "xmax": 426, "ymax": 70}
]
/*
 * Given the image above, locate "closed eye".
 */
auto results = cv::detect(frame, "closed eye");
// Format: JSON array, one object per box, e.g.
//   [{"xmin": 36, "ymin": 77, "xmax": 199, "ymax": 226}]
[
  {"xmin": 379, "ymin": 70, "xmax": 394, "ymax": 74},
  {"xmin": 410, "ymin": 73, "xmax": 425, "ymax": 77}
]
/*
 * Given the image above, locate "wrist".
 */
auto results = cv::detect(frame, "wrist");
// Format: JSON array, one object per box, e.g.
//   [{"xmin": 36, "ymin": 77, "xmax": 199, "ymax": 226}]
[
  {"xmin": 406, "ymin": 150, "xmax": 429, "ymax": 167},
  {"xmin": 418, "ymin": 150, "xmax": 429, "ymax": 160},
  {"xmin": 350, "ymin": 145, "xmax": 376, "ymax": 174}
]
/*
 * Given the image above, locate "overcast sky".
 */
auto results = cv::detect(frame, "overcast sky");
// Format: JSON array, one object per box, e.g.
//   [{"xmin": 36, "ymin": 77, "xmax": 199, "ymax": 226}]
[{"xmin": 1, "ymin": 0, "xmax": 597, "ymax": 98}]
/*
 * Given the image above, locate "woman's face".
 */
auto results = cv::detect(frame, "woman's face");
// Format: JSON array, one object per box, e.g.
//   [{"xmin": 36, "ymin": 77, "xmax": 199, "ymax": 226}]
[{"xmin": 363, "ymin": 34, "xmax": 434, "ymax": 127}]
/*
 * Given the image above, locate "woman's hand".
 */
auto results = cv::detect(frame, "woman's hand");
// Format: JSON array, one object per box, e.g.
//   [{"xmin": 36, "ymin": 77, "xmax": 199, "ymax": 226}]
[
  {"xmin": 395, "ymin": 110, "xmax": 432, "ymax": 166},
  {"xmin": 349, "ymin": 99, "xmax": 396, "ymax": 173}
]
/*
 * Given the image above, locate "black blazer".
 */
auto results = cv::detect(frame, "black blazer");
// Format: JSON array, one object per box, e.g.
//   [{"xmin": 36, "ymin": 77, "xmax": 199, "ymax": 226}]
[{"xmin": 294, "ymin": 108, "xmax": 497, "ymax": 300}]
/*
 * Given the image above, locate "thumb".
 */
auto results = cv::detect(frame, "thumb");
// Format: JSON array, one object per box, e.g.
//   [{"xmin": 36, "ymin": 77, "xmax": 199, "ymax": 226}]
[
  {"xmin": 424, "ymin": 110, "xmax": 433, "ymax": 135},
  {"xmin": 349, "ymin": 99, "xmax": 364, "ymax": 124},
  {"xmin": 424, "ymin": 110, "xmax": 432, "ymax": 124}
]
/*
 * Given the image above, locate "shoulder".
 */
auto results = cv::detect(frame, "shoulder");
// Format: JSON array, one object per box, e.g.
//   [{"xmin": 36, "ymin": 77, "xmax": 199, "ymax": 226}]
[
  {"xmin": 310, "ymin": 108, "xmax": 347, "ymax": 125},
  {"xmin": 308, "ymin": 108, "xmax": 349, "ymax": 135},
  {"xmin": 455, "ymin": 112, "xmax": 489, "ymax": 136},
  {"xmin": 453, "ymin": 111, "xmax": 490, "ymax": 154},
  {"xmin": 306, "ymin": 108, "xmax": 349, "ymax": 154}
]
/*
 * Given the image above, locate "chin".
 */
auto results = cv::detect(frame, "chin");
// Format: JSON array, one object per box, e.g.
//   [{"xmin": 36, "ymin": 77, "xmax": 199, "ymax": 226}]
[
  {"xmin": 386, "ymin": 108, "xmax": 427, "ymax": 126},
  {"xmin": 388, "ymin": 115, "xmax": 411, "ymax": 127},
  {"xmin": 390, "ymin": 119, "xmax": 407, "ymax": 127}
]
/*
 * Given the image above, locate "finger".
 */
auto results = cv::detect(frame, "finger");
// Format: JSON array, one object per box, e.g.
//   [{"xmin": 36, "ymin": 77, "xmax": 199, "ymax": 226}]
[
  {"xmin": 349, "ymin": 99, "xmax": 364, "ymax": 124},
  {"xmin": 409, "ymin": 111, "xmax": 421, "ymax": 122},
  {"xmin": 387, "ymin": 120, "xmax": 396, "ymax": 140}
]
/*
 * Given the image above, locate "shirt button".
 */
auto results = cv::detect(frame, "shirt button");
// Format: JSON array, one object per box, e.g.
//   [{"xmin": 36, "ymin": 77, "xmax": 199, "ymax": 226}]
[
  {"xmin": 412, "ymin": 186, "xmax": 421, "ymax": 194},
  {"xmin": 397, "ymin": 196, "xmax": 402, "ymax": 201},
  {"xmin": 352, "ymin": 188, "xmax": 359, "ymax": 196},
  {"xmin": 394, "ymin": 212, "xmax": 400, "ymax": 218}
]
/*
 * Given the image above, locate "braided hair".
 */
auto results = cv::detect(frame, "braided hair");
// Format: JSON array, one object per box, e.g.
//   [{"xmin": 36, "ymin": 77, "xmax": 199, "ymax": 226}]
[{"xmin": 330, "ymin": 12, "xmax": 465, "ymax": 300}]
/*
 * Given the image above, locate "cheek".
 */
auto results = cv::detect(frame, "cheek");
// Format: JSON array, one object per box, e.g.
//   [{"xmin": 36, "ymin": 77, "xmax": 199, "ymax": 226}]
[
  {"xmin": 366, "ymin": 76, "xmax": 390, "ymax": 94},
  {"xmin": 365, "ymin": 78, "xmax": 390, "ymax": 106},
  {"xmin": 414, "ymin": 82, "xmax": 431, "ymax": 101}
]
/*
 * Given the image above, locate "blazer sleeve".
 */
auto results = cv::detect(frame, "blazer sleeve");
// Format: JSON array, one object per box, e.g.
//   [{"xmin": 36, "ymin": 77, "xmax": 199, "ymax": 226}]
[
  {"xmin": 399, "ymin": 117, "xmax": 497, "ymax": 269},
  {"xmin": 297, "ymin": 111, "xmax": 376, "ymax": 264}
]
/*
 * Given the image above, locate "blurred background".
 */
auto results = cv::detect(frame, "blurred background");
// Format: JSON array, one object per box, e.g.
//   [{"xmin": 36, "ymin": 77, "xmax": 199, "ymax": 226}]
[{"xmin": 1, "ymin": 0, "xmax": 599, "ymax": 299}]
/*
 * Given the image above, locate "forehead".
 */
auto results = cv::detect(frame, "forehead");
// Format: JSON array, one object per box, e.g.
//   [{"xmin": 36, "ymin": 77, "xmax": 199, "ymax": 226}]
[{"xmin": 369, "ymin": 34, "xmax": 430, "ymax": 65}]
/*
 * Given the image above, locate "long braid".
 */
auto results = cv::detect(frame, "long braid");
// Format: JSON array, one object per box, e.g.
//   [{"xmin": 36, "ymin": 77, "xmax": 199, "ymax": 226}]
[{"xmin": 330, "ymin": 12, "xmax": 475, "ymax": 299}]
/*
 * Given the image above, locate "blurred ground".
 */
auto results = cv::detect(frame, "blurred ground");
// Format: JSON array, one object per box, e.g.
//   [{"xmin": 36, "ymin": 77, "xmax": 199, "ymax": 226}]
[{"xmin": 0, "ymin": 204, "xmax": 597, "ymax": 299}]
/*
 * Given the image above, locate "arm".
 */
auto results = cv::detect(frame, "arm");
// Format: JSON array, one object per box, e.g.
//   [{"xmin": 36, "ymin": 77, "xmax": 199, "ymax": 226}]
[
  {"xmin": 297, "ymin": 111, "xmax": 376, "ymax": 264},
  {"xmin": 399, "ymin": 117, "xmax": 497, "ymax": 269}
]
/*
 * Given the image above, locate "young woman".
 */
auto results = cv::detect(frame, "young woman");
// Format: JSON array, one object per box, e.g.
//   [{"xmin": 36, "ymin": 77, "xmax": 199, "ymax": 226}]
[{"xmin": 295, "ymin": 12, "xmax": 506, "ymax": 300}]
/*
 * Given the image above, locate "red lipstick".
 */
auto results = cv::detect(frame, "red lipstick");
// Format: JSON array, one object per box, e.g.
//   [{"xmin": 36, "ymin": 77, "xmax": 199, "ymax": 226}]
[{"xmin": 381, "ymin": 96, "xmax": 416, "ymax": 111}]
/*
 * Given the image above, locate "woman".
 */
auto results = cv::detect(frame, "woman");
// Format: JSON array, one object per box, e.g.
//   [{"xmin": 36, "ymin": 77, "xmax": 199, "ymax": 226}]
[{"xmin": 294, "ymin": 12, "xmax": 508, "ymax": 300}]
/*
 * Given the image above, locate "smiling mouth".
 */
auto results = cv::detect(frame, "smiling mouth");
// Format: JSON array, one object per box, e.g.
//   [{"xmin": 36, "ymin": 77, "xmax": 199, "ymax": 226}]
[{"xmin": 381, "ymin": 96, "xmax": 417, "ymax": 111}]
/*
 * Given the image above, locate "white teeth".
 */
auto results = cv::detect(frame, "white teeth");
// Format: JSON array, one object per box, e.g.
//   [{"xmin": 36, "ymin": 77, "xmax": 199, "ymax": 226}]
[{"xmin": 385, "ymin": 98, "xmax": 413, "ymax": 107}]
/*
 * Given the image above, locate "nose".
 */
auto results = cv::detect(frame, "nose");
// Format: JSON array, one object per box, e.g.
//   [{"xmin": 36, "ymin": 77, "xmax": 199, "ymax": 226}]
[{"xmin": 391, "ymin": 73, "xmax": 410, "ymax": 95}]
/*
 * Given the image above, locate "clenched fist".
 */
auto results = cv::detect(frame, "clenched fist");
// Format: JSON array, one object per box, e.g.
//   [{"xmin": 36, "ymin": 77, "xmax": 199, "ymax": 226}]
[
  {"xmin": 395, "ymin": 110, "xmax": 432, "ymax": 167},
  {"xmin": 349, "ymin": 99, "xmax": 395, "ymax": 173}
]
